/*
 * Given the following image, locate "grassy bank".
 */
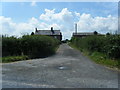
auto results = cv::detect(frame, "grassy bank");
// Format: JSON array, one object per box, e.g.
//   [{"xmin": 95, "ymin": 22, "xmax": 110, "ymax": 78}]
[
  {"xmin": 2, "ymin": 35, "xmax": 60, "ymax": 62},
  {"xmin": 70, "ymin": 35, "xmax": 120, "ymax": 69},
  {"xmin": 2, "ymin": 55, "xmax": 29, "ymax": 63}
]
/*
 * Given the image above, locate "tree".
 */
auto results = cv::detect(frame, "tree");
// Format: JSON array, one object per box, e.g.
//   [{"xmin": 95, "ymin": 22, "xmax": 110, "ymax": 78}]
[
  {"xmin": 106, "ymin": 32, "xmax": 110, "ymax": 35},
  {"xmin": 94, "ymin": 31, "xmax": 98, "ymax": 35},
  {"xmin": 31, "ymin": 32, "xmax": 34, "ymax": 35}
]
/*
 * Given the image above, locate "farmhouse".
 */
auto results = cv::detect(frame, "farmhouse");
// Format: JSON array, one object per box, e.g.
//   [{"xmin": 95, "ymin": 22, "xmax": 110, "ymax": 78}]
[
  {"xmin": 73, "ymin": 32, "xmax": 94, "ymax": 38},
  {"xmin": 34, "ymin": 27, "xmax": 62, "ymax": 41},
  {"xmin": 73, "ymin": 24, "xmax": 102, "ymax": 38},
  {"xmin": 73, "ymin": 31, "xmax": 102, "ymax": 38}
]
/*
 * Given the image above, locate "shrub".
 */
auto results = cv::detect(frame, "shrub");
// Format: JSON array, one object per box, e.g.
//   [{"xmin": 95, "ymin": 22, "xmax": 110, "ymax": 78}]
[
  {"xmin": 2, "ymin": 36, "xmax": 21, "ymax": 57},
  {"xmin": 20, "ymin": 35, "xmax": 60, "ymax": 58},
  {"xmin": 107, "ymin": 45, "xmax": 120, "ymax": 59},
  {"xmin": 70, "ymin": 35, "xmax": 120, "ymax": 59},
  {"xmin": 2, "ymin": 35, "xmax": 60, "ymax": 59}
]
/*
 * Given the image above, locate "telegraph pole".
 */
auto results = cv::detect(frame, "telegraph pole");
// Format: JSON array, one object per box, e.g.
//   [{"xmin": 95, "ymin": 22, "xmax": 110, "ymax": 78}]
[{"xmin": 75, "ymin": 23, "xmax": 77, "ymax": 34}]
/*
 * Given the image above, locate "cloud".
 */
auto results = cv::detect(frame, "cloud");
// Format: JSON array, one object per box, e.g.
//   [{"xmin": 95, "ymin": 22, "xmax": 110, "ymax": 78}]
[
  {"xmin": 0, "ymin": 16, "xmax": 16, "ymax": 35},
  {"xmin": 0, "ymin": 16, "xmax": 61, "ymax": 37},
  {"xmin": 39, "ymin": 8, "xmax": 117, "ymax": 38},
  {"xmin": 30, "ymin": 1, "xmax": 37, "ymax": 6},
  {"xmin": 40, "ymin": 8, "xmax": 74, "ymax": 25},
  {"xmin": 40, "ymin": 9, "xmax": 55, "ymax": 21},
  {"xmin": 0, "ymin": 16, "xmax": 40, "ymax": 36},
  {"xmin": 1, "ymin": 8, "xmax": 118, "ymax": 39},
  {"xmin": 77, "ymin": 14, "xmax": 118, "ymax": 34},
  {"xmin": 39, "ymin": 8, "xmax": 75, "ymax": 39}
]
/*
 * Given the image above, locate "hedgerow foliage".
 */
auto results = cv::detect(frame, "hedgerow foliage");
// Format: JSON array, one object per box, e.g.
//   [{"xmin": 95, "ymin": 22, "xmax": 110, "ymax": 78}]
[
  {"xmin": 71, "ymin": 35, "xmax": 120, "ymax": 59},
  {"xmin": 2, "ymin": 35, "xmax": 60, "ymax": 58},
  {"xmin": 2, "ymin": 36, "xmax": 21, "ymax": 56}
]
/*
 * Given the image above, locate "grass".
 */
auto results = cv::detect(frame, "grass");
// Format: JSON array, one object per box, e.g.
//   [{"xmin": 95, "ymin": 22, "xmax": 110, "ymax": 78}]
[
  {"xmin": 90, "ymin": 52, "xmax": 119, "ymax": 69},
  {"xmin": 2, "ymin": 55, "xmax": 29, "ymax": 63},
  {"xmin": 69, "ymin": 43, "xmax": 120, "ymax": 70}
]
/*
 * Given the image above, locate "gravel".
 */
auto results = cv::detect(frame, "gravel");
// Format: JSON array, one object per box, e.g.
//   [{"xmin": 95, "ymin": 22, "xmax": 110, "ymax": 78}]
[{"xmin": 2, "ymin": 44, "xmax": 119, "ymax": 88}]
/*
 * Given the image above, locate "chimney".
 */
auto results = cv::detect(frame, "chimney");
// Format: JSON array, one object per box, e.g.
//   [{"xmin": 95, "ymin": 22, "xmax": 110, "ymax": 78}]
[
  {"xmin": 75, "ymin": 23, "xmax": 77, "ymax": 34},
  {"xmin": 51, "ymin": 27, "xmax": 53, "ymax": 31},
  {"xmin": 51, "ymin": 27, "xmax": 54, "ymax": 34},
  {"xmin": 35, "ymin": 28, "xmax": 38, "ymax": 32}
]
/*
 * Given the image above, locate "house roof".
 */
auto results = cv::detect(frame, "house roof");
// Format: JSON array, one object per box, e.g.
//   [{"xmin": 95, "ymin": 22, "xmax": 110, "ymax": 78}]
[
  {"xmin": 73, "ymin": 32, "xmax": 94, "ymax": 35},
  {"xmin": 73, "ymin": 32, "xmax": 102, "ymax": 36},
  {"xmin": 35, "ymin": 30, "xmax": 61, "ymax": 35}
]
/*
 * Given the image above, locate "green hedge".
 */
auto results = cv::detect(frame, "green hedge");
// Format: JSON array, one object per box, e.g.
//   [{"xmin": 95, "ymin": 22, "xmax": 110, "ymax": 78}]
[
  {"xmin": 20, "ymin": 35, "xmax": 60, "ymax": 58},
  {"xmin": 2, "ymin": 36, "xmax": 21, "ymax": 56},
  {"xmin": 71, "ymin": 35, "xmax": 120, "ymax": 59},
  {"xmin": 2, "ymin": 35, "xmax": 60, "ymax": 59}
]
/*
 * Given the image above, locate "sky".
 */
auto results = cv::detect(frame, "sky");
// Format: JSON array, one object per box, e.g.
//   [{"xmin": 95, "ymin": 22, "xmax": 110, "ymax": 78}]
[{"xmin": 0, "ymin": 2, "xmax": 118, "ymax": 39}]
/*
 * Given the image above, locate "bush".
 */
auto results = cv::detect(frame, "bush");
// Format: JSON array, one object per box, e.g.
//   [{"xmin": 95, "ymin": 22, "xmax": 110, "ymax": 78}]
[
  {"xmin": 107, "ymin": 45, "xmax": 120, "ymax": 59},
  {"xmin": 2, "ymin": 35, "xmax": 60, "ymax": 60},
  {"xmin": 2, "ymin": 36, "xmax": 21, "ymax": 57},
  {"xmin": 104, "ymin": 35, "xmax": 120, "ymax": 59},
  {"xmin": 20, "ymin": 35, "xmax": 60, "ymax": 58},
  {"xmin": 71, "ymin": 35, "xmax": 120, "ymax": 59}
]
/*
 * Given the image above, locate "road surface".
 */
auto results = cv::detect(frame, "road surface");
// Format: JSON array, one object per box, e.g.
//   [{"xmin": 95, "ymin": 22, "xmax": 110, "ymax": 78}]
[{"xmin": 2, "ymin": 44, "xmax": 119, "ymax": 88}]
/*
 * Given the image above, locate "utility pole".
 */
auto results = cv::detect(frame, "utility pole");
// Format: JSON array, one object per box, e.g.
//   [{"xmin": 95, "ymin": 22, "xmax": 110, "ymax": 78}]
[{"xmin": 75, "ymin": 23, "xmax": 77, "ymax": 34}]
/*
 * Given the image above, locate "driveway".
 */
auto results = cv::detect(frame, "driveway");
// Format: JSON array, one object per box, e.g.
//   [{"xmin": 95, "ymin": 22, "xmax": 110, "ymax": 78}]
[{"xmin": 2, "ymin": 44, "xmax": 119, "ymax": 88}]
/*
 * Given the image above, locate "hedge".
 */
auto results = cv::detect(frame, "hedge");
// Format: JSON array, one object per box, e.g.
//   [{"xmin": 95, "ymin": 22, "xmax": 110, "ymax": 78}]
[
  {"xmin": 71, "ymin": 35, "xmax": 120, "ymax": 59},
  {"xmin": 2, "ymin": 35, "xmax": 60, "ymax": 59}
]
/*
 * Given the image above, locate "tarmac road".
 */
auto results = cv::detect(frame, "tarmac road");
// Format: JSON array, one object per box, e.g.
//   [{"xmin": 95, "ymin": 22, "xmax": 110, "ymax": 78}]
[{"xmin": 2, "ymin": 44, "xmax": 119, "ymax": 88}]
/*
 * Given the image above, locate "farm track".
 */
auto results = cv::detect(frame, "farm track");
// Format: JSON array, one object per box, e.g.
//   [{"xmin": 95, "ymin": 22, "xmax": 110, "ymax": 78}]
[{"xmin": 2, "ymin": 44, "xmax": 119, "ymax": 88}]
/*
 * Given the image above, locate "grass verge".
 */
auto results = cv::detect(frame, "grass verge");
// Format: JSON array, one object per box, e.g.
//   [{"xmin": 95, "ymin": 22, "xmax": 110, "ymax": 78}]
[
  {"xmin": 69, "ymin": 43, "xmax": 120, "ymax": 70},
  {"xmin": 2, "ymin": 55, "xmax": 29, "ymax": 63}
]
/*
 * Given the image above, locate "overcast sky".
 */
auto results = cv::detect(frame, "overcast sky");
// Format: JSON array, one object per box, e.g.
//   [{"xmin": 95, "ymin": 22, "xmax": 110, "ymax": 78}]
[{"xmin": 0, "ymin": 2, "xmax": 118, "ymax": 39}]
